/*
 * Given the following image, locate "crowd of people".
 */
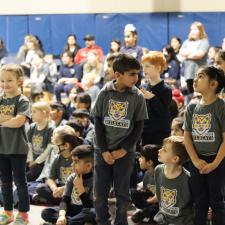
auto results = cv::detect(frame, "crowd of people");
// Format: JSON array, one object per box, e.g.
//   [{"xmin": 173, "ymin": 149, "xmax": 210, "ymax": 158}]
[{"xmin": 0, "ymin": 20, "xmax": 225, "ymax": 225}]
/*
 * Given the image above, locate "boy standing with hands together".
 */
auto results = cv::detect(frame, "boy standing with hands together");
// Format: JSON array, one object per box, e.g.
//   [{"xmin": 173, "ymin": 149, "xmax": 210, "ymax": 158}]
[{"xmin": 93, "ymin": 53, "xmax": 148, "ymax": 225}]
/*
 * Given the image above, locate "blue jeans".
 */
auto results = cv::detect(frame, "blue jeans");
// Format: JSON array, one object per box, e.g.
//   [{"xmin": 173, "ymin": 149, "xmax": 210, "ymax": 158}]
[
  {"xmin": 189, "ymin": 155, "xmax": 225, "ymax": 225},
  {"xmin": 0, "ymin": 155, "xmax": 29, "ymax": 212},
  {"xmin": 94, "ymin": 152, "xmax": 135, "ymax": 225},
  {"xmin": 54, "ymin": 83, "xmax": 74, "ymax": 102},
  {"xmin": 42, "ymin": 206, "xmax": 96, "ymax": 225}
]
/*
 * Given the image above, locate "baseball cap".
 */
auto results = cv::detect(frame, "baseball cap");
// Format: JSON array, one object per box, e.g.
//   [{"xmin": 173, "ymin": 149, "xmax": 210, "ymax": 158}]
[{"xmin": 83, "ymin": 34, "xmax": 95, "ymax": 41}]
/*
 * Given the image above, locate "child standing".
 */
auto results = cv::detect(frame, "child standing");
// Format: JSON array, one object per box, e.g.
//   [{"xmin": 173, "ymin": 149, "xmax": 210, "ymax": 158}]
[
  {"xmin": 130, "ymin": 144, "xmax": 160, "ymax": 224},
  {"xmin": 41, "ymin": 145, "xmax": 95, "ymax": 225},
  {"xmin": 184, "ymin": 66, "xmax": 225, "ymax": 225},
  {"xmin": 153, "ymin": 136, "xmax": 194, "ymax": 225},
  {"xmin": 92, "ymin": 53, "xmax": 148, "ymax": 225},
  {"xmin": 0, "ymin": 64, "xmax": 31, "ymax": 225},
  {"xmin": 141, "ymin": 51, "xmax": 172, "ymax": 145}
]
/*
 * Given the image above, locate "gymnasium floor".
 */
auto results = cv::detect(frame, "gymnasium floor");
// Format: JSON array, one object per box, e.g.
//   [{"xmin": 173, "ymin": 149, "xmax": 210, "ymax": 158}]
[{"xmin": 0, "ymin": 204, "xmax": 143, "ymax": 225}]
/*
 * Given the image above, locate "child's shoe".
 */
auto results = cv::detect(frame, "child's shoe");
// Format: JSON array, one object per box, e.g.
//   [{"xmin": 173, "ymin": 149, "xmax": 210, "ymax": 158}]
[
  {"xmin": 13, "ymin": 212, "xmax": 29, "ymax": 225},
  {"xmin": 131, "ymin": 210, "xmax": 145, "ymax": 223},
  {"xmin": 0, "ymin": 211, "xmax": 14, "ymax": 225}
]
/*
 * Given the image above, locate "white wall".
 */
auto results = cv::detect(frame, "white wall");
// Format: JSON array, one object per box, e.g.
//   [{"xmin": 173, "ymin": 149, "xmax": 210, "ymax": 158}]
[{"xmin": 1, "ymin": 0, "xmax": 225, "ymax": 15}]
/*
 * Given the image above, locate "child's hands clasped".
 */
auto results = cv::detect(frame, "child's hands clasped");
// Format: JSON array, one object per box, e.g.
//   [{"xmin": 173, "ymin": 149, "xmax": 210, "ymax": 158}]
[
  {"xmin": 193, "ymin": 157, "xmax": 218, "ymax": 174},
  {"xmin": 193, "ymin": 158, "xmax": 207, "ymax": 171},
  {"xmin": 111, "ymin": 148, "xmax": 127, "ymax": 160},
  {"xmin": 102, "ymin": 151, "xmax": 115, "ymax": 165},
  {"xmin": 200, "ymin": 162, "xmax": 218, "ymax": 174},
  {"xmin": 102, "ymin": 148, "xmax": 127, "ymax": 165},
  {"xmin": 102, "ymin": 149, "xmax": 127, "ymax": 165}
]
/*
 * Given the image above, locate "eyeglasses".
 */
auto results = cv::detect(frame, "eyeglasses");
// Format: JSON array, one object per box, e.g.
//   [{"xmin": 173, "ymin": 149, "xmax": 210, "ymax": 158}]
[{"xmin": 56, "ymin": 142, "xmax": 65, "ymax": 147}]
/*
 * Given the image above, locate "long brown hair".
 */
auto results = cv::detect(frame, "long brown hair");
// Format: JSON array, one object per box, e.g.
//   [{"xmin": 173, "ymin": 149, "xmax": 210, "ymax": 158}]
[{"xmin": 188, "ymin": 21, "xmax": 208, "ymax": 40}]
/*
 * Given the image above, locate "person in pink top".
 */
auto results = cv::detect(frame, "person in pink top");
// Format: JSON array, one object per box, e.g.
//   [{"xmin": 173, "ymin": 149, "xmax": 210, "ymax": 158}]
[{"xmin": 74, "ymin": 34, "xmax": 103, "ymax": 65}]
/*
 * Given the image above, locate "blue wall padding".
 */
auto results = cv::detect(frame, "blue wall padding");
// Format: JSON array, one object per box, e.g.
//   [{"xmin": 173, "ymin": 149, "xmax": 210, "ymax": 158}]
[{"xmin": 0, "ymin": 12, "xmax": 224, "ymax": 56}]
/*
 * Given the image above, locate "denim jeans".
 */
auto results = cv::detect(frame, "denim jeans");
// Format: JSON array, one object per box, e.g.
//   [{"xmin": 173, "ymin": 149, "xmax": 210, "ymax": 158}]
[
  {"xmin": 0, "ymin": 154, "xmax": 30, "ymax": 212},
  {"xmin": 54, "ymin": 83, "xmax": 75, "ymax": 102},
  {"xmin": 189, "ymin": 155, "xmax": 225, "ymax": 225},
  {"xmin": 42, "ymin": 205, "xmax": 95, "ymax": 225},
  {"xmin": 94, "ymin": 152, "xmax": 135, "ymax": 225}
]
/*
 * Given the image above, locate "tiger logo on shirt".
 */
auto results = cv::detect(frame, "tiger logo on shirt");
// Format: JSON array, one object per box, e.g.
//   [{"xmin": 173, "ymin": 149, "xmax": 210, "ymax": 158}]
[
  {"xmin": 161, "ymin": 186, "xmax": 177, "ymax": 208},
  {"xmin": 104, "ymin": 99, "xmax": 130, "ymax": 128},
  {"xmin": 108, "ymin": 99, "xmax": 128, "ymax": 121},
  {"xmin": 192, "ymin": 114, "xmax": 211, "ymax": 135},
  {"xmin": 0, "ymin": 105, "xmax": 15, "ymax": 115},
  {"xmin": 160, "ymin": 186, "xmax": 179, "ymax": 216}
]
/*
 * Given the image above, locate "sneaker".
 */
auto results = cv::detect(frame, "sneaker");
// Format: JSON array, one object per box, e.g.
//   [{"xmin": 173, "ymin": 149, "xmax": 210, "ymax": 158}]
[
  {"xmin": 0, "ymin": 211, "xmax": 14, "ymax": 225},
  {"xmin": 32, "ymin": 194, "xmax": 47, "ymax": 205},
  {"xmin": 131, "ymin": 210, "xmax": 145, "ymax": 223},
  {"xmin": 12, "ymin": 212, "xmax": 29, "ymax": 225}
]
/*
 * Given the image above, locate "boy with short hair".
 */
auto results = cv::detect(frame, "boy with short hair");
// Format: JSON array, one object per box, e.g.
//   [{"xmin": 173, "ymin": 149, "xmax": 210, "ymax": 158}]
[
  {"xmin": 104, "ymin": 53, "xmax": 119, "ymax": 83},
  {"xmin": 130, "ymin": 144, "xmax": 160, "ymax": 224},
  {"xmin": 151, "ymin": 136, "xmax": 194, "ymax": 225},
  {"xmin": 92, "ymin": 53, "xmax": 148, "ymax": 225},
  {"xmin": 50, "ymin": 102, "xmax": 68, "ymax": 127},
  {"xmin": 41, "ymin": 145, "xmax": 95, "ymax": 225},
  {"xmin": 141, "ymin": 51, "xmax": 172, "ymax": 145}
]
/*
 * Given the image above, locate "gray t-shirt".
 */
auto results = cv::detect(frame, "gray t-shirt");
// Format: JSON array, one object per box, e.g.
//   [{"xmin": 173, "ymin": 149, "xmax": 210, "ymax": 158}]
[
  {"xmin": 154, "ymin": 164, "xmax": 194, "ymax": 225},
  {"xmin": 64, "ymin": 173, "xmax": 93, "ymax": 205},
  {"xmin": 143, "ymin": 171, "xmax": 156, "ymax": 195},
  {"xmin": 49, "ymin": 154, "xmax": 73, "ymax": 185},
  {"xmin": 184, "ymin": 98, "xmax": 225, "ymax": 156},
  {"xmin": 92, "ymin": 80, "xmax": 148, "ymax": 151},
  {"xmin": 181, "ymin": 38, "xmax": 209, "ymax": 80},
  {"xmin": 0, "ymin": 94, "xmax": 30, "ymax": 155},
  {"xmin": 27, "ymin": 122, "xmax": 54, "ymax": 158}
]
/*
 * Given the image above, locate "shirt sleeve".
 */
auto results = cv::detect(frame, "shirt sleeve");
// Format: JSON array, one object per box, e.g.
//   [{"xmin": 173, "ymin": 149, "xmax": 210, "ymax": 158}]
[
  {"xmin": 134, "ymin": 92, "xmax": 148, "ymax": 122},
  {"xmin": 17, "ymin": 96, "xmax": 31, "ymax": 119},
  {"xmin": 198, "ymin": 39, "xmax": 209, "ymax": 53},
  {"xmin": 48, "ymin": 156, "xmax": 59, "ymax": 180},
  {"xmin": 184, "ymin": 103, "xmax": 196, "ymax": 132},
  {"xmin": 92, "ymin": 90, "xmax": 104, "ymax": 117}
]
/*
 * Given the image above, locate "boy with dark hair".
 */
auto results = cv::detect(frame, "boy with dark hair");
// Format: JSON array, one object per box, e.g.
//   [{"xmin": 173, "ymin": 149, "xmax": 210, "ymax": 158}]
[
  {"xmin": 131, "ymin": 144, "xmax": 160, "ymax": 224},
  {"xmin": 104, "ymin": 53, "xmax": 120, "ymax": 83},
  {"xmin": 71, "ymin": 109, "xmax": 94, "ymax": 145},
  {"xmin": 150, "ymin": 136, "xmax": 194, "ymax": 225},
  {"xmin": 92, "ymin": 53, "xmax": 148, "ymax": 225},
  {"xmin": 74, "ymin": 92, "xmax": 92, "ymax": 111},
  {"xmin": 66, "ymin": 119, "xmax": 84, "ymax": 138},
  {"xmin": 50, "ymin": 102, "xmax": 68, "ymax": 126},
  {"xmin": 41, "ymin": 144, "xmax": 95, "ymax": 225}
]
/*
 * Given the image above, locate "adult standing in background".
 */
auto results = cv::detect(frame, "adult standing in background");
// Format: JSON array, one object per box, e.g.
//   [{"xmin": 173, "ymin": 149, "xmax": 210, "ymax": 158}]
[{"xmin": 179, "ymin": 21, "xmax": 209, "ymax": 102}]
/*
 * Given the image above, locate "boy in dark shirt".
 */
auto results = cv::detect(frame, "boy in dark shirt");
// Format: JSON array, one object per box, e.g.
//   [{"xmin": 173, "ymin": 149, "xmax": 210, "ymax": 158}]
[
  {"xmin": 41, "ymin": 145, "xmax": 95, "ymax": 225},
  {"xmin": 141, "ymin": 51, "xmax": 172, "ymax": 145}
]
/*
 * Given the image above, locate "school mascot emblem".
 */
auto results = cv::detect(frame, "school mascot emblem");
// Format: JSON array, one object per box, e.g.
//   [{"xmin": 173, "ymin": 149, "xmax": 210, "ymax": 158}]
[{"xmin": 193, "ymin": 114, "xmax": 211, "ymax": 135}]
